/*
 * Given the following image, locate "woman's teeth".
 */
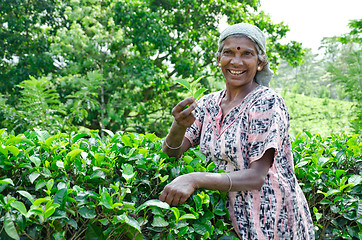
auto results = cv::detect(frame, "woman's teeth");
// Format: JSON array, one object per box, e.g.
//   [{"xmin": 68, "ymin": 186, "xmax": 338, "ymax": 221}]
[{"xmin": 229, "ymin": 70, "xmax": 244, "ymax": 75}]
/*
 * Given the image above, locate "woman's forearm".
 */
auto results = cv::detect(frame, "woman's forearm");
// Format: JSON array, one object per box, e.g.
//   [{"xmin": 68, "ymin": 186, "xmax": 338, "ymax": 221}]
[
  {"xmin": 162, "ymin": 120, "xmax": 189, "ymax": 158},
  {"xmin": 191, "ymin": 169, "xmax": 266, "ymax": 192}
]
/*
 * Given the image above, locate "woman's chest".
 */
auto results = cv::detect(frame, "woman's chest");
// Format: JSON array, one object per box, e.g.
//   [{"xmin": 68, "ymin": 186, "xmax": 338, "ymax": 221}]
[{"xmin": 199, "ymin": 113, "xmax": 250, "ymax": 171}]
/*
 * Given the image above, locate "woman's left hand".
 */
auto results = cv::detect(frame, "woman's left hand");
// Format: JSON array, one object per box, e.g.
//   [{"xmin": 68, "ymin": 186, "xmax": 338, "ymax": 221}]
[{"xmin": 159, "ymin": 174, "xmax": 197, "ymax": 206}]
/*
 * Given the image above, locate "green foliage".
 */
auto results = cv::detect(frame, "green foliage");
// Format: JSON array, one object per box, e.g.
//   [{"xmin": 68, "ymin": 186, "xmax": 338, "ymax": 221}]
[
  {"xmin": 0, "ymin": 129, "xmax": 236, "ymax": 239},
  {"xmin": 175, "ymin": 76, "xmax": 207, "ymax": 100},
  {"xmin": 0, "ymin": 76, "xmax": 66, "ymax": 134},
  {"xmin": 324, "ymin": 19, "xmax": 362, "ymax": 133},
  {"xmin": 0, "ymin": 0, "xmax": 66, "ymax": 103},
  {"xmin": 293, "ymin": 132, "xmax": 361, "ymax": 240},
  {"xmin": 0, "ymin": 128, "xmax": 360, "ymax": 239},
  {"xmin": 281, "ymin": 91, "xmax": 355, "ymax": 137},
  {"xmin": 0, "ymin": 0, "xmax": 306, "ymax": 136}
]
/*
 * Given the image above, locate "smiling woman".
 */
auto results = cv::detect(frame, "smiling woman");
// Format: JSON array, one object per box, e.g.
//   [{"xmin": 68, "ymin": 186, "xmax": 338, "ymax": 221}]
[{"xmin": 160, "ymin": 23, "xmax": 315, "ymax": 239}]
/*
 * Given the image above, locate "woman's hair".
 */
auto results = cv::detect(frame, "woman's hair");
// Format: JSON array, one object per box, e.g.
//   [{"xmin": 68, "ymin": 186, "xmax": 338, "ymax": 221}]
[{"xmin": 216, "ymin": 34, "xmax": 268, "ymax": 64}]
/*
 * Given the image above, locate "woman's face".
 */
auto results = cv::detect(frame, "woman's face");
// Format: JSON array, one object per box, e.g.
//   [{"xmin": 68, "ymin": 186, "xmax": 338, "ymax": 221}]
[{"xmin": 217, "ymin": 36, "xmax": 263, "ymax": 88}]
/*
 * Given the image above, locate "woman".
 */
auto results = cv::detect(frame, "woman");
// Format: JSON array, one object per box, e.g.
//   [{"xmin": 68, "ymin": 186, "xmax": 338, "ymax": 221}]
[{"xmin": 159, "ymin": 23, "xmax": 314, "ymax": 239}]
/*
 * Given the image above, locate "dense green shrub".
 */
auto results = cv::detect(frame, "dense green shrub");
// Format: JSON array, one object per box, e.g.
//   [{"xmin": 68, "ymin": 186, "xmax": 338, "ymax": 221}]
[
  {"xmin": 0, "ymin": 129, "xmax": 360, "ymax": 239},
  {"xmin": 0, "ymin": 129, "xmax": 235, "ymax": 240},
  {"xmin": 293, "ymin": 132, "xmax": 361, "ymax": 240}
]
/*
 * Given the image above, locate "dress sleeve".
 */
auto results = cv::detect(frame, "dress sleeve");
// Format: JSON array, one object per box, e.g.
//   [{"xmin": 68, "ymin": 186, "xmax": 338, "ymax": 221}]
[
  {"xmin": 184, "ymin": 95, "xmax": 208, "ymax": 147},
  {"xmin": 247, "ymin": 92, "xmax": 289, "ymax": 163}
]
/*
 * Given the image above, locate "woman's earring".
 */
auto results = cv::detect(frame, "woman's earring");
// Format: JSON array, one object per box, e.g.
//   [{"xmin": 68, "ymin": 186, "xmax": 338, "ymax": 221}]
[
  {"xmin": 218, "ymin": 63, "xmax": 221, "ymax": 67},
  {"xmin": 257, "ymin": 66, "xmax": 262, "ymax": 71}
]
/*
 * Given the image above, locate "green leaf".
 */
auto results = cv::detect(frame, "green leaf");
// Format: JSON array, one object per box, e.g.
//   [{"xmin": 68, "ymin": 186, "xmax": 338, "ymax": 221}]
[
  {"xmin": 193, "ymin": 222, "xmax": 208, "ymax": 235},
  {"xmin": 54, "ymin": 188, "xmax": 67, "ymax": 209},
  {"xmin": 348, "ymin": 175, "xmax": 361, "ymax": 186},
  {"xmin": 4, "ymin": 212, "xmax": 20, "ymax": 240},
  {"xmin": 121, "ymin": 163, "xmax": 135, "ymax": 181},
  {"xmin": 53, "ymin": 231, "xmax": 65, "ymax": 240},
  {"xmin": 175, "ymin": 79, "xmax": 191, "ymax": 90},
  {"xmin": 193, "ymin": 75, "xmax": 206, "ymax": 85},
  {"xmin": 45, "ymin": 206, "xmax": 57, "ymax": 219},
  {"xmin": 135, "ymin": 199, "xmax": 169, "ymax": 214},
  {"xmin": 296, "ymin": 161, "xmax": 309, "ymax": 168},
  {"xmin": 79, "ymin": 206, "xmax": 96, "ymax": 219},
  {"xmin": 183, "ymin": 156, "xmax": 193, "ymax": 164},
  {"xmin": 90, "ymin": 170, "xmax": 105, "ymax": 180},
  {"xmin": 67, "ymin": 149, "xmax": 83, "ymax": 160},
  {"xmin": 33, "ymin": 197, "xmax": 51, "ymax": 207},
  {"xmin": 29, "ymin": 156, "xmax": 41, "ymax": 167},
  {"xmin": 179, "ymin": 213, "xmax": 197, "ymax": 221},
  {"xmin": 117, "ymin": 216, "xmax": 143, "ymax": 240},
  {"xmin": 152, "ymin": 215, "xmax": 169, "ymax": 227},
  {"xmin": 0, "ymin": 146, "xmax": 8, "ymax": 157},
  {"xmin": 46, "ymin": 179, "xmax": 54, "ymax": 192},
  {"xmin": 171, "ymin": 207, "xmax": 180, "ymax": 221},
  {"xmin": 5, "ymin": 146, "xmax": 19, "ymax": 157},
  {"xmin": 318, "ymin": 156, "xmax": 329, "ymax": 166},
  {"xmin": 0, "ymin": 178, "xmax": 14, "ymax": 186},
  {"xmin": 194, "ymin": 88, "xmax": 206, "ymax": 100},
  {"xmin": 72, "ymin": 133, "xmax": 87, "ymax": 143},
  {"xmin": 17, "ymin": 191, "xmax": 34, "ymax": 204},
  {"xmin": 10, "ymin": 201, "xmax": 27, "ymax": 216},
  {"xmin": 326, "ymin": 189, "xmax": 341, "ymax": 197},
  {"xmin": 101, "ymin": 190, "xmax": 113, "ymax": 209},
  {"xmin": 85, "ymin": 223, "xmax": 106, "ymax": 240}
]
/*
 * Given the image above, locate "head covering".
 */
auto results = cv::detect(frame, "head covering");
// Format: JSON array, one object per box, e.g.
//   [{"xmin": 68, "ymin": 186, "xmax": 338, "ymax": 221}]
[{"xmin": 218, "ymin": 23, "xmax": 274, "ymax": 87}]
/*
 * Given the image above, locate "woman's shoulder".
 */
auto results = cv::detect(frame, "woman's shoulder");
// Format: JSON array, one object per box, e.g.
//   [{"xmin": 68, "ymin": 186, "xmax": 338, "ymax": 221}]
[{"xmin": 253, "ymin": 86, "xmax": 287, "ymax": 105}]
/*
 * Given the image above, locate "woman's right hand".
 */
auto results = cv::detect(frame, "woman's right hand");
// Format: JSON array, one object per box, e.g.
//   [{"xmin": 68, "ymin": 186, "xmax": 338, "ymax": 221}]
[{"xmin": 172, "ymin": 97, "xmax": 197, "ymax": 129}]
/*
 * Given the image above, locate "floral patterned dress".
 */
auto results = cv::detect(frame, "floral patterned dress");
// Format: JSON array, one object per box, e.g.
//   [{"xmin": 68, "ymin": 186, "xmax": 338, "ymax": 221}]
[{"xmin": 185, "ymin": 86, "xmax": 315, "ymax": 239}]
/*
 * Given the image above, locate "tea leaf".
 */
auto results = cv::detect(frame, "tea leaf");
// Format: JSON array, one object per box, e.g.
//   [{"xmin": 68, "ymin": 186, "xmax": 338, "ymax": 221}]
[
  {"xmin": 175, "ymin": 79, "xmax": 191, "ymax": 90},
  {"xmin": 179, "ymin": 213, "xmax": 197, "ymax": 221},
  {"xmin": 0, "ymin": 178, "xmax": 14, "ymax": 186},
  {"xmin": 101, "ymin": 190, "xmax": 113, "ymax": 209},
  {"xmin": 67, "ymin": 149, "xmax": 83, "ymax": 160},
  {"xmin": 152, "ymin": 215, "xmax": 169, "ymax": 227},
  {"xmin": 17, "ymin": 191, "xmax": 34, "ymax": 204},
  {"xmin": 5, "ymin": 146, "xmax": 19, "ymax": 157},
  {"xmin": 10, "ymin": 201, "xmax": 27, "ymax": 216},
  {"xmin": 79, "ymin": 206, "xmax": 96, "ymax": 219},
  {"xmin": 194, "ymin": 88, "xmax": 206, "ymax": 100},
  {"xmin": 29, "ymin": 156, "xmax": 41, "ymax": 167},
  {"xmin": 4, "ymin": 212, "xmax": 20, "ymax": 240},
  {"xmin": 135, "ymin": 199, "xmax": 169, "ymax": 214},
  {"xmin": 85, "ymin": 223, "xmax": 106, "ymax": 240}
]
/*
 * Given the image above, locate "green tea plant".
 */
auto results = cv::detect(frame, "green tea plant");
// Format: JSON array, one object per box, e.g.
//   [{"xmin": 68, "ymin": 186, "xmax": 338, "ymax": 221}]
[
  {"xmin": 0, "ymin": 129, "xmax": 236, "ymax": 240},
  {"xmin": 1, "ymin": 128, "xmax": 360, "ymax": 239},
  {"xmin": 293, "ymin": 131, "xmax": 362, "ymax": 240},
  {"xmin": 176, "ymin": 76, "xmax": 207, "ymax": 100}
]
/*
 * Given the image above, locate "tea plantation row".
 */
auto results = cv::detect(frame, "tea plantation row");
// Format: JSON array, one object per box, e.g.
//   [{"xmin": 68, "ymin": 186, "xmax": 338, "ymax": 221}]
[{"xmin": 0, "ymin": 129, "xmax": 360, "ymax": 239}]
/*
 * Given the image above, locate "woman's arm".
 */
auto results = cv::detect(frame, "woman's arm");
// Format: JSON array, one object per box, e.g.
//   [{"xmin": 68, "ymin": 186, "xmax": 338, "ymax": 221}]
[
  {"xmin": 159, "ymin": 148, "xmax": 274, "ymax": 206},
  {"xmin": 162, "ymin": 97, "xmax": 196, "ymax": 158}
]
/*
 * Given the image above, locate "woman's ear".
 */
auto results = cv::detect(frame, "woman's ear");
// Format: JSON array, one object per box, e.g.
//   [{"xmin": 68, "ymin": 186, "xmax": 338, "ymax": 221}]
[
  {"xmin": 257, "ymin": 61, "xmax": 267, "ymax": 71},
  {"xmin": 217, "ymin": 57, "xmax": 221, "ymax": 67}
]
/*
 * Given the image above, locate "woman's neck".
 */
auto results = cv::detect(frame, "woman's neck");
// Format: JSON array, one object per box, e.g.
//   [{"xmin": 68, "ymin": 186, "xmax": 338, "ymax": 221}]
[{"xmin": 224, "ymin": 81, "xmax": 259, "ymax": 104}]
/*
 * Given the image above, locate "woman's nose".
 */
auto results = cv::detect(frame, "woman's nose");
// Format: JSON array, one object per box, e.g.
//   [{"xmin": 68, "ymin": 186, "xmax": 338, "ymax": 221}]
[{"xmin": 230, "ymin": 55, "xmax": 243, "ymax": 66}]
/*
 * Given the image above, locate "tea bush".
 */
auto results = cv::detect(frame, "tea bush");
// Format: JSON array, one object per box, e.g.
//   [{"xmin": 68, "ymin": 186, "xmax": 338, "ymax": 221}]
[
  {"xmin": 0, "ymin": 129, "xmax": 360, "ymax": 239},
  {"xmin": 293, "ymin": 132, "xmax": 361, "ymax": 240},
  {"xmin": 0, "ymin": 129, "xmax": 236, "ymax": 240}
]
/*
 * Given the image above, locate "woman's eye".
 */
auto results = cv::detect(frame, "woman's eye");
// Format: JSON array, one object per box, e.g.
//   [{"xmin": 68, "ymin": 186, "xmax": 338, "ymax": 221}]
[{"xmin": 245, "ymin": 51, "xmax": 251, "ymax": 55}]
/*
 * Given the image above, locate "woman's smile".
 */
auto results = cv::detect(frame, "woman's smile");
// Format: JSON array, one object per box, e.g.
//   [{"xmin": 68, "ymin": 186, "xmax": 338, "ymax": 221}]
[{"xmin": 228, "ymin": 69, "xmax": 246, "ymax": 75}]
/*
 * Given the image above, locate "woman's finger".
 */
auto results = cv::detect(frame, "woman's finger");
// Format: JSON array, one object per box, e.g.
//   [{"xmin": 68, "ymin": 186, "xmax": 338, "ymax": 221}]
[{"xmin": 172, "ymin": 97, "xmax": 195, "ymax": 115}]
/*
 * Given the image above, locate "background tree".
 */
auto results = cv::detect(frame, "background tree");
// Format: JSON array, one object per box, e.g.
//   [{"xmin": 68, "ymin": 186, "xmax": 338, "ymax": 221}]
[
  {"xmin": 323, "ymin": 19, "xmax": 362, "ymax": 133},
  {"xmin": 0, "ymin": 0, "xmax": 67, "ymax": 104}
]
